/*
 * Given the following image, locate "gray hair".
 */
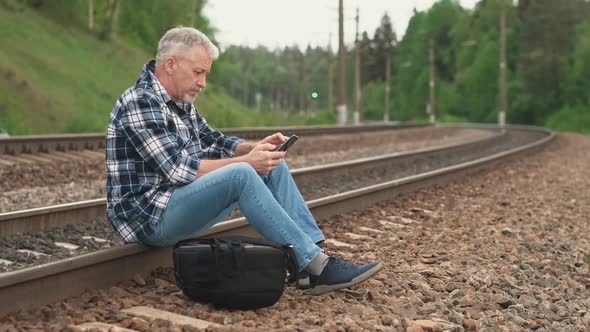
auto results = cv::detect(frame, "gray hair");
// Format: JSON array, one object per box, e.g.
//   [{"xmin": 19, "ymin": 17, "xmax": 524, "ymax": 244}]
[{"xmin": 155, "ymin": 26, "xmax": 219, "ymax": 64}]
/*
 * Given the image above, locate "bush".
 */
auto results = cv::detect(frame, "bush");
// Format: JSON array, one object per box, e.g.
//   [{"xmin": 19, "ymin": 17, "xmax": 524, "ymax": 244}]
[{"xmin": 545, "ymin": 105, "xmax": 590, "ymax": 134}]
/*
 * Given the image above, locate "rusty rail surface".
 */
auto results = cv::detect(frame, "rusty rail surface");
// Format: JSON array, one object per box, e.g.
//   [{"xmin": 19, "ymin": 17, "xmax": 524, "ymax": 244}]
[{"xmin": 0, "ymin": 123, "xmax": 426, "ymax": 155}]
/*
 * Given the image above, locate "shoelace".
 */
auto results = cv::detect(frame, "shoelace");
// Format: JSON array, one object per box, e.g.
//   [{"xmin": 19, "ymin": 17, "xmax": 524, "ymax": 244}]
[{"xmin": 328, "ymin": 256, "xmax": 358, "ymax": 271}]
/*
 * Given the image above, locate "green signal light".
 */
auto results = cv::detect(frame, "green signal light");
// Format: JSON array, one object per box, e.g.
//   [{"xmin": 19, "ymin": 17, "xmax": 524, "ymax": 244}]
[{"xmin": 311, "ymin": 92, "xmax": 319, "ymax": 99}]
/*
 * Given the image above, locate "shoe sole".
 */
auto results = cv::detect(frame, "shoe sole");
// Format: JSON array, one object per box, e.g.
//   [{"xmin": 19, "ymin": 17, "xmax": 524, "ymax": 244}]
[{"xmin": 308, "ymin": 262, "xmax": 383, "ymax": 296}]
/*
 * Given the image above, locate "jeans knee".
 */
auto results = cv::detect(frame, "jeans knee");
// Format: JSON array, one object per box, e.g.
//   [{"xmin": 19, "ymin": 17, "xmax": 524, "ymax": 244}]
[{"xmin": 227, "ymin": 162, "xmax": 257, "ymax": 179}]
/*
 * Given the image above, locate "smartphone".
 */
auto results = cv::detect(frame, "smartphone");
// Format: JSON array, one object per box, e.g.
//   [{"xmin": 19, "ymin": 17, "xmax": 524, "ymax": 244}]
[{"xmin": 276, "ymin": 135, "xmax": 299, "ymax": 151}]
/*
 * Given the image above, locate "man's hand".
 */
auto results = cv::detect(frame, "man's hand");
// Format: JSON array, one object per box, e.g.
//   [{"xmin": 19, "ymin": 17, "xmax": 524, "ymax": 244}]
[
  {"xmin": 258, "ymin": 132, "xmax": 288, "ymax": 150},
  {"xmin": 243, "ymin": 143, "xmax": 286, "ymax": 175},
  {"xmin": 234, "ymin": 132, "xmax": 287, "ymax": 157}
]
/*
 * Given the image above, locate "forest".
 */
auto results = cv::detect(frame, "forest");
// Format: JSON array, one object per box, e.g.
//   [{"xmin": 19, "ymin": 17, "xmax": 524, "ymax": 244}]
[
  {"xmin": 0, "ymin": 0, "xmax": 588, "ymax": 134},
  {"xmin": 214, "ymin": 0, "xmax": 590, "ymax": 132}
]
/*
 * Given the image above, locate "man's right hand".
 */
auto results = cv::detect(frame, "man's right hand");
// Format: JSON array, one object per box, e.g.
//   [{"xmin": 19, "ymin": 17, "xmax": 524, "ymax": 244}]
[{"xmin": 243, "ymin": 143, "xmax": 286, "ymax": 175}]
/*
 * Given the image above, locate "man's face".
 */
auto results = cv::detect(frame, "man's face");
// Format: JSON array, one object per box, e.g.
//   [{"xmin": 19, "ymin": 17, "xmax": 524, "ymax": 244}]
[{"xmin": 170, "ymin": 44, "xmax": 212, "ymax": 103}]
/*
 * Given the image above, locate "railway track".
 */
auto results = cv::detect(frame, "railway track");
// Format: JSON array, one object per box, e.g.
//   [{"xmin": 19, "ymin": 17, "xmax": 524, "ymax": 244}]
[
  {"xmin": 0, "ymin": 125, "xmax": 553, "ymax": 316},
  {"xmin": 0, "ymin": 126, "xmax": 500, "ymax": 237},
  {"xmin": 0, "ymin": 123, "xmax": 425, "ymax": 156}
]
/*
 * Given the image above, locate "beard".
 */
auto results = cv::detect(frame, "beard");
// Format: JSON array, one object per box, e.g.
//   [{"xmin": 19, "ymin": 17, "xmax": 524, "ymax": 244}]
[
  {"xmin": 183, "ymin": 95, "xmax": 197, "ymax": 104},
  {"xmin": 182, "ymin": 90, "xmax": 200, "ymax": 103}
]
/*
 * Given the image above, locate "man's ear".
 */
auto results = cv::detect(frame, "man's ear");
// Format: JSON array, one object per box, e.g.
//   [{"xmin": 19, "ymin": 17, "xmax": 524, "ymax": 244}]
[{"xmin": 164, "ymin": 57, "xmax": 177, "ymax": 74}]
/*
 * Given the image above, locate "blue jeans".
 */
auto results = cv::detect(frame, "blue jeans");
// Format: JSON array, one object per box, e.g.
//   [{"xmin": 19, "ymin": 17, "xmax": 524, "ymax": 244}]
[{"xmin": 143, "ymin": 160, "xmax": 325, "ymax": 272}]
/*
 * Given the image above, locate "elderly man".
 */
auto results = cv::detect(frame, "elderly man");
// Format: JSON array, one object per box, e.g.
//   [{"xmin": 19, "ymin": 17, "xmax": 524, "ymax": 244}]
[{"xmin": 106, "ymin": 26, "xmax": 381, "ymax": 295}]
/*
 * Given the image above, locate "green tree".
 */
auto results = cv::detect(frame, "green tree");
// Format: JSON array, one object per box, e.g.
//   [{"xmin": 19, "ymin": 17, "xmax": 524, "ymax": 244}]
[
  {"xmin": 366, "ymin": 13, "xmax": 398, "ymax": 82},
  {"xmin": 450, "ymin": 0, "xmax": 519, "ymax": 122},
  {"xmin": 514, "ymin": 0, "xmax": 588, "ymax": 124},
  {"xmin": 561, "ymin": 21, "xmax": 590, "ymax": 107},
  {"xmin": 392, "ymin": 1, "xmax": 467, "ymax": 121}
]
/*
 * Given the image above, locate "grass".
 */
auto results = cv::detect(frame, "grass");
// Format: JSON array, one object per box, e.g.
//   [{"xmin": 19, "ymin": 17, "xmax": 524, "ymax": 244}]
[
  {"xmin": 437, "ymin": 113, "xmax": 470, "ymax": 124},
  {"xmin": 0, "ymin": 6, "xmax": 332, "ymax": 135},
  {"xmin": 0, "ymin": 6, "xmax": 149, "ymax": 133}
]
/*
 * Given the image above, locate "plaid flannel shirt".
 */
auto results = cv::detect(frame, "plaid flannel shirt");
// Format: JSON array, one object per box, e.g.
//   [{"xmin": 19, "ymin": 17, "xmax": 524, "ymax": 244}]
[{"xmin": 106, "ymin": 60, "xmax": 242, "ymax": 243}]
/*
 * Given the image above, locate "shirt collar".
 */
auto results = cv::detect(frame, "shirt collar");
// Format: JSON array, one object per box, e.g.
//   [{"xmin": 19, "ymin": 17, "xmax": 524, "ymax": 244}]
[{"xmin": 138, "ymin": 60, "xmax": 193, "ymax": 115}]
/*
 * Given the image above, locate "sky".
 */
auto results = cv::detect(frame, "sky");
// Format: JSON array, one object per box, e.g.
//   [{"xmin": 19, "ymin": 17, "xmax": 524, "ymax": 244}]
[{"xmin": 204, "ymin": 0, "xmax": 480, "ymax": 51}]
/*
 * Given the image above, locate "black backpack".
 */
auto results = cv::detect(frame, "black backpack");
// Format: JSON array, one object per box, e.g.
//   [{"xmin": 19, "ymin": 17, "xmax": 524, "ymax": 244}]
[{"xmin": 173, "ymin": 237, "xmax": 297, "ymax": 310}]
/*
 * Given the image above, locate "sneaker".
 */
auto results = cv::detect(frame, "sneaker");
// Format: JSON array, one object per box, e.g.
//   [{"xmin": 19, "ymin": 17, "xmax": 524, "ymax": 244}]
[{"xmin": 308, "ymin": 256, "xmax": 382, "ymax": 295}]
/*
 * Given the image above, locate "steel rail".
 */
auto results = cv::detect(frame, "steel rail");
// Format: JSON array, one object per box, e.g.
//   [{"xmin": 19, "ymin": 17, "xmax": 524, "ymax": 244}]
[
  {"xmin": 0, "ymin": 125, "xmax": 553, "ymax": 316},
  {"xmin": 0, "ymin": 127, "xmax": 502, "ymax": 236},
  {"xmin": 0, "ymin": 123, "xmax": 426, "ymax": 155}
]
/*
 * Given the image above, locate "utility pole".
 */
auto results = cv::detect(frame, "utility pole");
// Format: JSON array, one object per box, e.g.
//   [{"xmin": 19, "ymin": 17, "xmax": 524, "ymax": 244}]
[
  {"xmin": 337, "ymin": 0, "xmax": 348, "ymax": 125},
  {"xmin": 353, "ymin": 7, "xmax": 361, "ymax": 125},
  {"xmin": 243, "ymin": 57, "xmax": 250, "ymax": 106},
  {"xmin": 498, "ymin": 0, "xmax": 507, "ymax": 127},
  {"xmin": 298, "ymin": 50, "xmax": 305, "ymax": 114},
  {"xmin": 429, "ymin": 38, "xmax": 436, "ymax": 123},
  {"xmin": 385, "ymin": 56, "xmax": 391, "ymax": 122},
  {"xmin": 328, "ymin": 33, "xmax": 334, "ymax": 114}
]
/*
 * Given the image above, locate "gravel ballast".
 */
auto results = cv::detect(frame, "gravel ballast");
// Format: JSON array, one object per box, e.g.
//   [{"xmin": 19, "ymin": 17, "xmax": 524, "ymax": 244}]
[{"xmin": 0, "ymin": 133, "xmax": 588, "ymax": 331}]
